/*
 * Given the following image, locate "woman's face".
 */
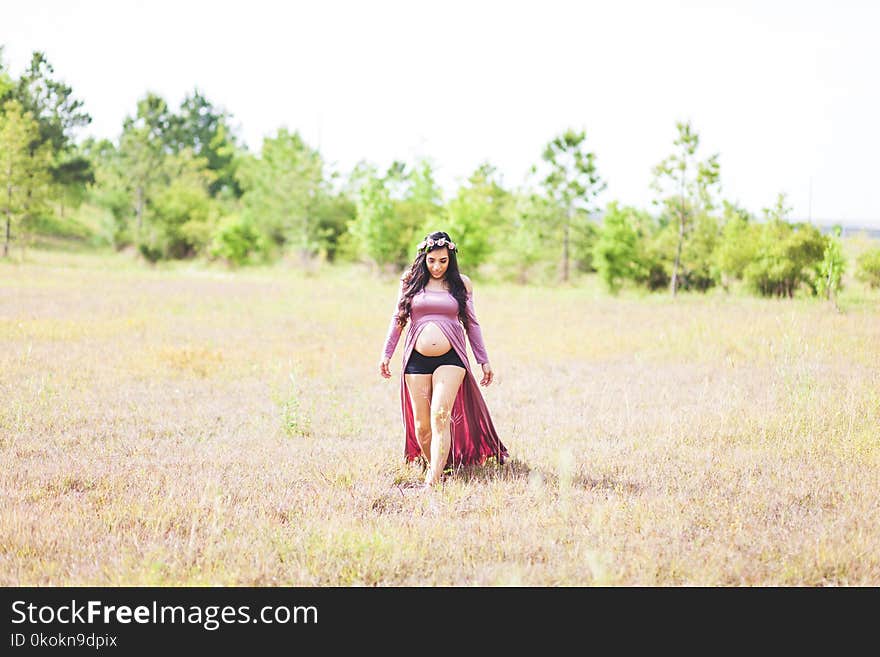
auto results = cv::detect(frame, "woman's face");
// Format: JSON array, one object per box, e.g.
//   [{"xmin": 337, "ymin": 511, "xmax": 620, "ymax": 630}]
[{"xmin": 425, "ymin": 247, "xmax": 450, "ymax": 279}]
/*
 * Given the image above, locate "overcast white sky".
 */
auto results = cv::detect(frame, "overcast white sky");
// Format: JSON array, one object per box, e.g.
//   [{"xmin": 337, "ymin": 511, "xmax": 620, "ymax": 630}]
[{"xmin": 3, "ymin": 0, "xmax": 879, "ymax": 225}]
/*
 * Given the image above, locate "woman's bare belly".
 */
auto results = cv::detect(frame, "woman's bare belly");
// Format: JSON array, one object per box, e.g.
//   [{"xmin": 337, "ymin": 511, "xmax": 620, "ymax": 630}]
[{"xmin": 415, "ymin": 321, "xmax": 452, "ymax": 357}]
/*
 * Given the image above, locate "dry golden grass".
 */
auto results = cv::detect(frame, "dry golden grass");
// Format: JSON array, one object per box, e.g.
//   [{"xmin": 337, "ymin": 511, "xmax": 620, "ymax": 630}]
[{"xmin": 1, "ymin": 247, "xmax": 879, "ymax": 585}]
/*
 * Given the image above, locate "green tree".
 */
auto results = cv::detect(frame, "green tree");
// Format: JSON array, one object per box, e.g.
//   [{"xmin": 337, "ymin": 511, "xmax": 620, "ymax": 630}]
[
  {"xmin": 651, "ymin": 121, "xmax": 720, "ymax": 296},
  {"xmin": 677, "ymin": 212, "xmax": 720, "ymax": 291},
  {"xmin": 311, "ymin": 191, "xmax": 356, "ymax": 262},
  {"xmin": 407, "ymin": 159, "xmax": 443, "ymax": 213},
  {"xmin": 14, "ymin": 51, "xmax": 94, "ymax": 207},
  {"xmin": 762, "ymin": 191, "xmax": 791, "ymax": 224},
  {"xmin": 80, "ymin": 137, "xmax": 136, "ymax": 248},
  {"xmin": 396, "ymin": 159, "xmax": 444, "ymax": 258},
  {"xmin": 15, "ymin": 52, "xmax": 91, "ymax": 153},
  {"xmin": 118, "ymin": 93, "xmax": 173, "ymax": 235},
  {"xmin": 167, "ymin": 89, "xmax": 241, "ymax": 197},
  {"xmin": 593, "ymin": 202, "xmax": 647, "ymax": 293},
  {"xmin": 0, "ymin": 48, "xmax": 15, "ymax": 108},
  {"xmin": 743, "ymin": 196, "xmax": 826, "ymax": 297},
  {"xmin": 144, "ymin": 149, "xmax": 218, "ymax": 259},
  {"xmin": 816, "ymin": 226, "xmax": 846, "ymax": 308},
  {"xmin": 348, "ymin": 166, "xmax": 400, "ymax": 270},
  {"xmin": 443, "ymin": 162, "xmax": 509, "ymax": 270},
  {"xmin": 343, "ymin": 159, "xmax": 441, "ymax": 270},
  {"xmin": 94, "ymin": 91, "xmax": 240, "ymax": 254},
  {"xmin": 855, "ymin": 248, "xmax": 880, "ymax": 289},
  {"xmin": 534, "ymin": 129, "xmax": 606, "ymax": 282},
  {"xmin": 209, "ymin": 213, "xmax": 265, "ymax": 266},
  {"xmin": 0, "ymin": 100, "xmax": 52, "ymax": 256},
  {"xmin": 236, "ymin": 129, "xmax": 327, "ymax": 261},
  {"xmin": 489, "ymin": 190, "xmax": 559, "ymax": 285},
  {"xmin": 50, "ymin": 137, "xmax": 96, "ymax": 224},
  {"xmin": 714, "ymin": 201, "xmax": 757, "ymax": 289}
]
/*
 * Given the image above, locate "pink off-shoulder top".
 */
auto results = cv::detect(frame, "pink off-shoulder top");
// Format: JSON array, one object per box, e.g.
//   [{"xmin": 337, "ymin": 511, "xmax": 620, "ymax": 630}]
[{"xmin": 381, "ymin": 287, "xmax": 489, "ymax": 365}]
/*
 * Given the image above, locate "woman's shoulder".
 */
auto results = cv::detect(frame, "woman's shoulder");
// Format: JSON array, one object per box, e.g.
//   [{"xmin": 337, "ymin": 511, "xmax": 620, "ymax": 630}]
[{"xmin": 460, "ymin": 273, "xmax": 473, "ymax": 295}]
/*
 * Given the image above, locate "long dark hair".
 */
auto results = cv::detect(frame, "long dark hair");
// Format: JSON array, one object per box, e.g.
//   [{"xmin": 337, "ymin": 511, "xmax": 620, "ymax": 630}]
[{"xmin": 394, "ymin": 231, "xmax": 468, "ymax": 329}]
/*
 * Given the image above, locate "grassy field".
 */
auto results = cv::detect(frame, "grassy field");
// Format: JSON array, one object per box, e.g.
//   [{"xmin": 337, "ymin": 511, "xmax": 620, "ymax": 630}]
[{"xmin": 1, "ymin": 244, "xmax": 879, "ymax": 585}]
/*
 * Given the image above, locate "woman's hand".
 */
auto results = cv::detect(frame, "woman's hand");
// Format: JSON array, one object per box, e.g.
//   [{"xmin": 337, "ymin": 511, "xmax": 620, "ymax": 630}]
[
  {"xmin": 379, "ymin": 357, "xmax": 392, "ymax": 379},
  {"xmin": 479, "ymin": 362, "xmax": 494, "ymax": 387}
]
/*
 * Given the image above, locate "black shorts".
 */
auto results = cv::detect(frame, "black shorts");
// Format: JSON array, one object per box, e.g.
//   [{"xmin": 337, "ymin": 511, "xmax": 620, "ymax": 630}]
[{"xmin": 405, "ymin": 348, "xmax": 466, "ymax": 374}]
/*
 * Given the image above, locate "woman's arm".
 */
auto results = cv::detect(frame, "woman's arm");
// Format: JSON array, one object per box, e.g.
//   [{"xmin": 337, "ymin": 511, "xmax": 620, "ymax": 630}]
[
  {"xmin": 465, "ymin": 294, "xmax": 490, "ymax": 365},
  {"xmin": 461, "ymin": 275, "xmax": 489, "ymax": 366},
  {"xmin": 381, "ymin": 279, "xmax": 406, "ymax": 361}
]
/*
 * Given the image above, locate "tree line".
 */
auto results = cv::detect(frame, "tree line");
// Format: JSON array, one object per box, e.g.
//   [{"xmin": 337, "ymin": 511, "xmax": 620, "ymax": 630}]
[{"xmin": 3, "ymin": 49, "xmax": 880, "ymax": 298}]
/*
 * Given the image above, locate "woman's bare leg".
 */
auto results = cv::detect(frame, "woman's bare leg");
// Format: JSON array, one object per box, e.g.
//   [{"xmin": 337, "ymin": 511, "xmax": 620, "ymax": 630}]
[
  {"xmin": 404, "ymin": 373, "xmax": 433, "ymax": 463},
  {"xmin": 426, "ymin": 365, "xmax": 466, "ymax": 486}
]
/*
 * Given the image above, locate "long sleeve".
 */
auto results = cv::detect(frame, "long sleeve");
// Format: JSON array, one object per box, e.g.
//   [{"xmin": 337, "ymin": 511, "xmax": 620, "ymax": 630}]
[
  {"xmin": 382, "ymin": 285, "xmax": 406, "ymax": 360},
  {"xmin": 465, "ymin": 291, "xmax": 489, "ymax": 365},
  {"xmin": 382, "ymin": 279, "xmax": 403, "ymax": 359},
  {"xmin": 382, "ymin": 311, "xmax": 404, "ymax": 360}
]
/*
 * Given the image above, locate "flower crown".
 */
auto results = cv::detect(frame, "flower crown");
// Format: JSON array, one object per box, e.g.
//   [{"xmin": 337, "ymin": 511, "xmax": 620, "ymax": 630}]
[{"xmin": 417, "ymin": 237, "xmax": 456, "ymax": 254}]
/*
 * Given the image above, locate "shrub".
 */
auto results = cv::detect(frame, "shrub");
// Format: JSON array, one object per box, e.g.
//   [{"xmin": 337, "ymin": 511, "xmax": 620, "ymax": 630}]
[
  {"xmin": 743, "ymin": 221, "xmax": 825, "ymax": 297},
  {"xmin": 593, "ymin": 202, "xmax": 642, "ymax": 293},
  {"xmin": 856, "ymin": 247, "xmax": 880, "ymax": 289},
  {"xmin": 210, "ymin": 214, "xmax": 265, "ymax": 266}
]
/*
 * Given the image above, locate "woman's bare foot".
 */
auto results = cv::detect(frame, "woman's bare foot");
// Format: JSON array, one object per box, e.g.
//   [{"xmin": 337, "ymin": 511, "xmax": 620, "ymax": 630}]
[{"xmin": 423, "ymin": 467, "xmax": 448, "ymax": 488}]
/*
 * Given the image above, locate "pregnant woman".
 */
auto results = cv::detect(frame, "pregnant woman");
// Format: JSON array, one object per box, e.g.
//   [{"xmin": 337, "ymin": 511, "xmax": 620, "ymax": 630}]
[{"xmin": 379, "ymin": 231, "xmax": 509, "ymax": 488}]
